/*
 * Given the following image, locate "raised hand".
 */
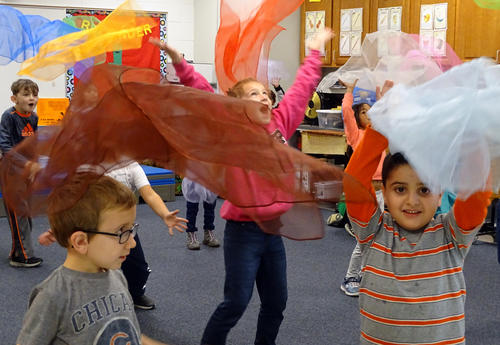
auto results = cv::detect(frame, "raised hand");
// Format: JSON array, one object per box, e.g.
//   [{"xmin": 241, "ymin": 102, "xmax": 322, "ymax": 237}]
[
  {"xmin": 149, "ymin": 37, "xmax": 183, "ymax": 64},
  {"xmin": 376, "ymin": 80, "xmax": 394, "ymax": 100},
  {"xmin": 339, "ymin": 78, "xmax": 359, "ymax": 93},
  {"xmin": 307, "ymin": 27, "xmax": 334, "ymax": 52}
]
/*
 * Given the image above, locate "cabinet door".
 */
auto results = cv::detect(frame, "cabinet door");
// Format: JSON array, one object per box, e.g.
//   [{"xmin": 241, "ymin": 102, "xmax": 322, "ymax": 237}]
[
  {"xmin": 300, "ymin": 0, "xmax": 333, "ymax": 64},
  {"xmin": 332, "ymin": 0, "xmax": 371, "ymax": 66},
  {"xmin": 409, "ymin": 0, "xmax": 457, "ymax": 48},
  {"xmin": 369, "ymin": 0, "xmax": 411, "ymax": 33},
  {"xmin": 454, "ymin": 0, "xmax": 500, "ymax": 60}
]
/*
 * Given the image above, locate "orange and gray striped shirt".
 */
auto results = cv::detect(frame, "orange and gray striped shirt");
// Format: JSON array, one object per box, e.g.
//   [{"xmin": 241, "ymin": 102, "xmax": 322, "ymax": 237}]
[{"xmin": 345, "ymin": 127, "xmax": 491, "ymax": 345}]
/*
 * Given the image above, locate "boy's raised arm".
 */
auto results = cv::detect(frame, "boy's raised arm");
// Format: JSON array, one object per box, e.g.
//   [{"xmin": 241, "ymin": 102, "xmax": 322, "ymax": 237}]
[{"xmin": 344, "ymin": 126, "xmax": 387, "ymax": 223}]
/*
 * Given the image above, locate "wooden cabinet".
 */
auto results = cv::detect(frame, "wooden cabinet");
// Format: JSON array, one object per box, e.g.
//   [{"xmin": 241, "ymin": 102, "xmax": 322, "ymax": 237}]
[
  {"xmin": 300, "ymin": 0, "xmax": 500, "ymax": 65},
  {"xmin": 454, "ymin": 0, "xmax": 500, "ymax": 60}
]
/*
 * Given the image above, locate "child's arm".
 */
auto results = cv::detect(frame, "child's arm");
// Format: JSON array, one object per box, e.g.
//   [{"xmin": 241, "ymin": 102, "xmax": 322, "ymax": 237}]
[
  {"xmin": 338, "ymin": 79, "xmax": 361, "ymax": 147},
  {"xmin": 139, "ymin": 184, "xmax": 188, "ymax": 235},
  {"xmin": 141, "ymin": 334, "xmax": 172, "ymax": 345},
  {"xmin": 272, "ymin": 28, "xmax": 333, "ymax": 138},
  {"xmin": 149, "ymin": 38, "xmax": 214, "ymax": 93},
  {"xmin": 0, "ymin": 113, "xmax": 14, "ymax": 153},
  {"xmin": 345, "ymin": 126, "xmax": 387, "ymax": 224},
  {"xmin": 454, "ymin": 191, "xmax": 492, "ymax": 230}
]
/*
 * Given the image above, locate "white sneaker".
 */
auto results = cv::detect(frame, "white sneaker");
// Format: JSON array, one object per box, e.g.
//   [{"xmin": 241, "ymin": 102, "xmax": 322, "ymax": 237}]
[{"xmin": 186, "ymin": 232, "xmax": 200, "ymax": 250}]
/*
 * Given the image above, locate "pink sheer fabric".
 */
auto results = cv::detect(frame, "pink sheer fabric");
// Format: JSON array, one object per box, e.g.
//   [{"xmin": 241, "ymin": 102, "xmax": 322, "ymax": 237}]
[
  {"xmin": 0, "ymin": 64, "xmax": 372, "ymax": 240},
  {"xmin": 215, "ymin": 0, "xmax": 303, "ymax": 93}
]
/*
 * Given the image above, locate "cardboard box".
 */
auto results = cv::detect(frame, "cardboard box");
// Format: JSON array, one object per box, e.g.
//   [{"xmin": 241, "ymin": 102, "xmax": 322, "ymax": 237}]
[{"xmin": 300, "ymin": 130, "xmax": 346, "ymax": 155}]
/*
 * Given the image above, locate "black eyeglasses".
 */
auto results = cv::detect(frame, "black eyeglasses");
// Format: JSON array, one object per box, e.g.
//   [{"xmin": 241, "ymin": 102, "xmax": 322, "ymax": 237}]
[{"xmin": 80, "ymin": 223, "xmax": 139, "ymax": 244}]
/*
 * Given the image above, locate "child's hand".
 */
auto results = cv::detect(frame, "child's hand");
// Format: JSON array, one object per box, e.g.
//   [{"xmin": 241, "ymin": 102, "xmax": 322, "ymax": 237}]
[
  {"xmin": 271, "ymin": 78, "xmax": 281, "ymax": 88},
  {"xmin": 149, "ymin": 37, "xmax": 183, "ymax": 64},
  {"xmin": 339, "ymin": 78, "xmax": 358, "ymax": 93},
  {"xmin": 307, "ymin": 27, "xmax": 334, "ymax": 52},
  {"xmin": 24, "ymin": 161, "xmax": 41, "ymax": 183},
  {"xmin": 162, "ymin": 209, "xmax": 188, "ymax": 236},
  {"xmin": 38, "ymin": 230, "xmax": 56, "ymax": 246},
  {"xmin": 376, "ymin": 80, "xmax": 394, "ymax": 100}
]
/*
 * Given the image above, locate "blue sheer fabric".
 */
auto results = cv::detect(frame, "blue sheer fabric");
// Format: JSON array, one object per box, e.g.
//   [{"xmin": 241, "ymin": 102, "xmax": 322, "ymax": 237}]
[{"xmin": 0, "ymin": 5, "xmax": 79, "ymax": 64}]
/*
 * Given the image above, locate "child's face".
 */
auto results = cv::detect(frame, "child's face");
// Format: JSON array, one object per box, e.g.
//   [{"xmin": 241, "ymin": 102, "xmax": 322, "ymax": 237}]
[
  {"xmin": 85, "ymin": 206, "xmax": 137, "ymax": 272},
  {"xmin": 382, "ymin": 164, "xmax": 441, "ymax": 231},
  {"xmin": 11, "ymin": 87, "xmax": 38, "ymax": 114},
  {"xmin": 241, "ymin": 81, "xmax": 272, "ymax": 124},
  {"xmin": 359, "ymin": 104, "xmax": 371, "ymax": 128}
]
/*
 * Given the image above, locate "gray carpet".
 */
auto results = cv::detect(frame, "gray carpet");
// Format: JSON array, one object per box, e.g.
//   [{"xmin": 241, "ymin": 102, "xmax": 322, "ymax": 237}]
[{"xmin": 1, "ymin": 196, "xmax": 499, "ymax": 344}]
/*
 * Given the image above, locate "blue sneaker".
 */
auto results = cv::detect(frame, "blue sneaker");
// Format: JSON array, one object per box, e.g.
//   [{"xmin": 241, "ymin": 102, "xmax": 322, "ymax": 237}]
[{"xmin": 340, "ymin": 276, "xmax": 360, "ymax": 297}]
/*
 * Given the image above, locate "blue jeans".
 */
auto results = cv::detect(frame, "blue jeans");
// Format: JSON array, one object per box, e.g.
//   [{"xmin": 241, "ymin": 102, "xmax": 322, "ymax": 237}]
[
  {"xmin": 201, "ymin": 220, "xmax": 287, "ymax": 345},
  {"xmin": 186, "ymin": 200, "xmax": 216, "ymax": 232}
]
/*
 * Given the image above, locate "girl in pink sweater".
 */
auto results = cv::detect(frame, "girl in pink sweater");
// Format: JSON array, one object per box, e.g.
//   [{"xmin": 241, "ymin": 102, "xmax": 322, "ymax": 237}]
[{"xmin": 153, "ymin": 28, "xmax": 333, "ymax": 345}]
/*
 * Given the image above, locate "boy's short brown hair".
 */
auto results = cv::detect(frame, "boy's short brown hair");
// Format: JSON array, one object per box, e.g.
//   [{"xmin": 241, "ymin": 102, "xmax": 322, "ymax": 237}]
[
  {"xmin": 11, "ymin": 79, "xmax": 39, "ymax": 96},
  {"xmin": 47, "ymin": 174, "xmax": 136, "ymax": 248}
]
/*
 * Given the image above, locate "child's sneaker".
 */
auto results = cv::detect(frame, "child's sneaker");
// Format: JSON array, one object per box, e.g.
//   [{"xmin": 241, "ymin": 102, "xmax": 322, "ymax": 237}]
[
  {"xmin": 186, "ymin": 232, "xmax": 200, "ymax": 250},
  {"xmin": 340, "ymin": 276, "xmax": 361, "ymax": 297},
  {"xmin": 344, "ymin": 223, "xmax": 355, "ymax": 237},
  {"xmin": 10, "ymin": 256, "xmax": 43, "ymax": 268},
  {"xmin": 327, "ymin": 212, "xmax": 346, "ymax": 227},
  {"xmin": 203, "ymin": 229, "xmax": 220, "ymax": 247}
]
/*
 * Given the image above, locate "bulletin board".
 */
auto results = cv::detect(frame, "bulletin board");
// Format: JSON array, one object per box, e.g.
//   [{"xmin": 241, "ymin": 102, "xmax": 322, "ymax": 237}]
[{"xmin": 64, "ymin": 8, "xmax": 167, "ymax": 99}]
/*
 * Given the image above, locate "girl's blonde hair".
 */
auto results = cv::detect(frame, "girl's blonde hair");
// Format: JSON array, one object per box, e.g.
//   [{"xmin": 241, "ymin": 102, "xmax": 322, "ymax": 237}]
[{"xmin": 227, "ymin": 78, "xmax": 272, "ymax": 101}]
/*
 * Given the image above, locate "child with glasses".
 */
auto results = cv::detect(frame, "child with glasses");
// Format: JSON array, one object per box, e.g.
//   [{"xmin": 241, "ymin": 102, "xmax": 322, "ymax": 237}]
[{"xmin": 16, "ymin": 174, "xmax": 172, "ymax": 345}]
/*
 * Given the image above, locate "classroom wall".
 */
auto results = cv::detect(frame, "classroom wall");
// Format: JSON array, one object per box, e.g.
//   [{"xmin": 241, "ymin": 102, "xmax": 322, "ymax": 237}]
[{"xmin": 0, "ymin": 0, "xmax": 300, "ymax": 107}]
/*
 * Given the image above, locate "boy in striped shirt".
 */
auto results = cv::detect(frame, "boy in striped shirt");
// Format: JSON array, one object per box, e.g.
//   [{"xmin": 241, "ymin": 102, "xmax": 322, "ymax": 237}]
[{"xmin": 345, "ymin": 126, "xmax": 491, "ymax": 345}]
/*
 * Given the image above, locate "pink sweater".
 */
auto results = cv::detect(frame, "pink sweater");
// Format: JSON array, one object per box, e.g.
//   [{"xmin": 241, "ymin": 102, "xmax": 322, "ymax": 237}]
[
  {"xmin": 175, "ymin": 50, "xmax": 322, "ymax": 221},
  {"xmin": 342, "ymin": 92, "xmax": 384, "ymax": 181}
]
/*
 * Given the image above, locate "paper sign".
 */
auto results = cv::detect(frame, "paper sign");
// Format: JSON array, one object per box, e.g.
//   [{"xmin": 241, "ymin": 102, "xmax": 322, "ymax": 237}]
[
  {"xmin": 378, "ymin": 8, "xmax": 389, "ymax": 31},
  {"xmin": 434, "ymin": 3, "xmax": 447, "ymax": 30},
  {"xmin": 340, "ymin": 9, "xmax": 352, "ymax": 31},
  {"xmin": 420, "ymin": 5, "xmax": 434, "ymax": 30},
  {"xmin": 390, "ymin": 7, "xmax": 402, "ymax": 31},
  {"xmin": 350, "ymin": 31, "xmax": 362, "ymax": 56},
  {"xmin": 339, "ymin": 32, "xmax": 351, "ymax": 56},
  {"xmin": 351, "ymin": 8, "xmax": 363, "ymax": 31},
  {"xmin": 419, "ymin": 30, "xmax": 434, "ymax": 55},
  {"xmin": 37, "ymin": 98, "xmax": 69, "ymax": 126},
  {"xmin": 433, "ymin": 30, "xmax": 447, "ymax": 56}
]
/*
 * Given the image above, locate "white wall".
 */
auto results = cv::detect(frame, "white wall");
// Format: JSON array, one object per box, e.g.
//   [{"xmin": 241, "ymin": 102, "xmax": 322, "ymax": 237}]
[{"xmin": 269, "ymin": 8, "xmax": 301, "ymax": 91}]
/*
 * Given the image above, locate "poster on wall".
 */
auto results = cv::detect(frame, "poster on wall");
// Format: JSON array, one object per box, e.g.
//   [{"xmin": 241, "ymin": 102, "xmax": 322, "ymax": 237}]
[
  {"xmin": 65, "ymin": 8, "xmax": 167, "ymax": 99},
  {"xmin": 419, "ymin": 3, "xmax": 448, "ymax": 57},
  {"xmin": 37, "ymin": 98, "xmax": 70, "ymax": 126}
]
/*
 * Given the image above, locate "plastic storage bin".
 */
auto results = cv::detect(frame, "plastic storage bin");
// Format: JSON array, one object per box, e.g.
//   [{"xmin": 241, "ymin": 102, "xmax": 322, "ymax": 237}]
[{"xmin": 317, "ymin": 109, "xmax": 342, "ymax": 129}]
